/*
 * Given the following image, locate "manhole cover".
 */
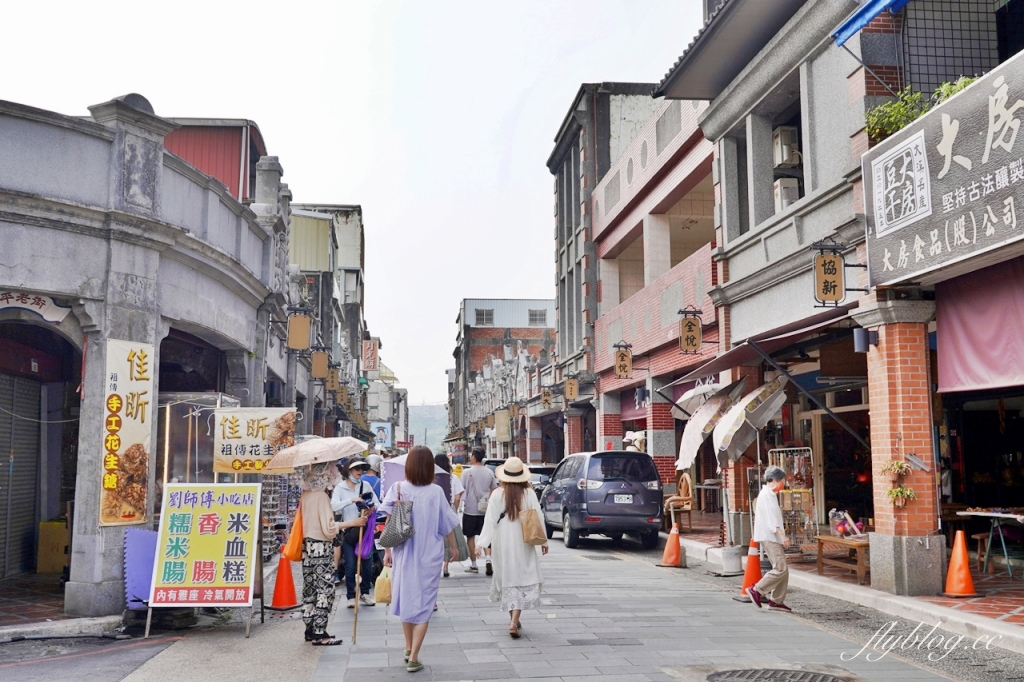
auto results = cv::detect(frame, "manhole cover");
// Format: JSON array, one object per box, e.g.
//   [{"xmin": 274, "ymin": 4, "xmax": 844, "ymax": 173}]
[
  {"xmin": 582, "ymin": 555, "xmax": 621, "ymax": 561},
  {"xmin": 707, "ymin": 671, "xmax": 849, "ymax": 682}
]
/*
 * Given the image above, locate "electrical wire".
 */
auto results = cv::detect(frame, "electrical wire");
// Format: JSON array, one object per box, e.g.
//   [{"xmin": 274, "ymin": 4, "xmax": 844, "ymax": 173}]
[{"xmin": 0, "ymin": 403, "xmax": 80, "ymax": 424}]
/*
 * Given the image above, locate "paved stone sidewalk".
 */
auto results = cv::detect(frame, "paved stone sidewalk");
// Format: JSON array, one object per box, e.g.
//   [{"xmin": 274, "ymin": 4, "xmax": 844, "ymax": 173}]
[{"xmin": 313, "ymin": 543, "xmax": 953, "ymax": 682}]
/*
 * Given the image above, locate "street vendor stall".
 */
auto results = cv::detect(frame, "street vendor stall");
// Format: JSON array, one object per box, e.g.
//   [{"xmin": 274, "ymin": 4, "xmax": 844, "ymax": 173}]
[{"xmin": 957, "ymin": 510, "xmax": 1024, "ymax": 577}]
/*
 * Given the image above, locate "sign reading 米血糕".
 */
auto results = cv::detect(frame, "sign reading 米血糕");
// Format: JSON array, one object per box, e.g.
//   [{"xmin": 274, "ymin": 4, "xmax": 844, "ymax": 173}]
[
  {"xmin": 212, "ymin": 408, "xmax": 296, "ymax": 473},
  {"xmin": 100, "ymin": 339, "xmax": 154, "ymax": 527},
  {"xmin": 864, "ymin": 52, "xmax": 1024, "ymax": 287},
  {"xmin": 149, "ymin": 483, "xmax": 260, "ymax": 607},
  {"xmin": 0, "ymin": 291, "xmax": 71, "ymax": 323}
]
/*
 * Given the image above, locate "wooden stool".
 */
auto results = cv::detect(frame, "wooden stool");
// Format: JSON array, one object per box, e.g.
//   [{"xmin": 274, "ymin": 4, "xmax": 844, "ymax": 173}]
[{"xmin": 972, "ymin": 532, "xmax": 995, "ymax": 574}]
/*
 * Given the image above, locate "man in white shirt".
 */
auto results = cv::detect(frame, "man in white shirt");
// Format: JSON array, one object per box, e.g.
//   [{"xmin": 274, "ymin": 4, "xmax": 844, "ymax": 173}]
[{"xmin": 748, "ymin": 466, "xmax": 791, "ymax": 612}]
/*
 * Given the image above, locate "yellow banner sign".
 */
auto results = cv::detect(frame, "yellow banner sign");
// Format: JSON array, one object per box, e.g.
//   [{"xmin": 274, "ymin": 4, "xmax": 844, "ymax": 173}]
[
  {"xmin": 813, "ymin": 252, "xmax": 845, "ymax": 304},
  {"xmin": 213, "ymin": 408, "xmax": 296, "ymax": 473},
  {"xmin": 100, "ymin": 339, "xmax": 154, "ymax": 527},
  {"xmin": 614, "ymin": 349, "xmax": 633, "ymax": 379},
  {"xmin": 679, "ymin": 317, "xmax": 703, "ymax": 354},
  {"xmin": 149, "ymin": 483, "xmax": 261, "ymax": 607}
]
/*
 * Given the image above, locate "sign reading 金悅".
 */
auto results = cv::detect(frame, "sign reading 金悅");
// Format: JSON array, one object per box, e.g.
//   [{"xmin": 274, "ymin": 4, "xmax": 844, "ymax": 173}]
[
  {"xmin": 213, "ymin": 408, "xmax": 296, "ymax": 473},
  {"xmin": 613, "ymin": 348, "xmax": 632, "ymax": 378},
  {"xmin": 149, "ymin": 483, "xmax": 261, "ymax": 607},
  {"xmin": 494, "ymin": 410, "xmax": 511, "ymax": 443},
  {"xmin": 863, "ymin": 52, "xmax": 1024, "ymax": 287},
  {"xmin": 813, "ymin": 252, "xmax": 846, "ymax": 305},
  {"xmin": 0, "ymin": 291, "xmax": 71, "ymax": 323},
  {"xmin": 100, "ymin": 339, "xmax": 154, "ymax": 526},
  {"xmin": 679, "ymin": 317, "xmax": 703, "ymax": 354},
  {"xmin": 362, "ymin": 340, "xmax": 379, "ymax": 372}
]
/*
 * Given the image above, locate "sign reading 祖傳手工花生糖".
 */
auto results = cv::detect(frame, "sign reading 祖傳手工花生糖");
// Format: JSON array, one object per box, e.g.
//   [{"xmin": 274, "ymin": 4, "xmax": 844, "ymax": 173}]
[
  {"xmin": 863, "ymin": 51, "xmax": 1024, "ymax": 287},
  {"xmin": 212, "ymin": 408, "xmax": 296, "ymax": 473}
]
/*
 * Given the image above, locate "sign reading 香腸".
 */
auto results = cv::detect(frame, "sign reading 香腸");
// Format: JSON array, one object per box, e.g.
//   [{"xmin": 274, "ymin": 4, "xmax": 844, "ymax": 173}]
[{"xmin": 863, "ymin": 53, "xmax": 1024, "ymax": 287}]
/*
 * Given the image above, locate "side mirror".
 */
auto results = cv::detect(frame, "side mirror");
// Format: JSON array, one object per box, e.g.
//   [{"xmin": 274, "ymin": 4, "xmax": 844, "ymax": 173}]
[{"xmin": 540, "ymin": 475, "xmax": 551, "ymax": 484}]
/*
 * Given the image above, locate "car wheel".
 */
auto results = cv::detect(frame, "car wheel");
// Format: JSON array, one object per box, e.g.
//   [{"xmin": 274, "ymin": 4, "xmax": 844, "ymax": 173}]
[
  {"xmin": 562, "ymin": 513, "xmax": 580, "ymax": 549},
  {"xmin": 607, "ymin": 533, "xmax": 623, "ymax": 544},
  {"xmin": 545, "ymin": 521, "xmax": 556, "ymax": 539},
  {"xmin": 640, "ymin": 529, "xmax": 660, "ymax": 550}
]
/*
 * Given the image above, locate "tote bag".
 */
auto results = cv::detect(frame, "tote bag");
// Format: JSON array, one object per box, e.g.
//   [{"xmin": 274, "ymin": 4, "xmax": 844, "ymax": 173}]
[
  {"xmin": 282, "ymin": 507, "xmax": 303, "ymax": 561},
  {"xmin": 379, "ymin": 484, "xmax": 414, "ymax": 547},
  {"xmin": 520, "ymin": 508, "xmax": 547, "ymax": 546}
]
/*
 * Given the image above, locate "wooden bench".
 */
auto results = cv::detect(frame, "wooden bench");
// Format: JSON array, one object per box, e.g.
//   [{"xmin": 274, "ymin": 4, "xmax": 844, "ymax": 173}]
[{"xmin": 815, "ymin": 535, "xmax": 870, "ymax": 585}]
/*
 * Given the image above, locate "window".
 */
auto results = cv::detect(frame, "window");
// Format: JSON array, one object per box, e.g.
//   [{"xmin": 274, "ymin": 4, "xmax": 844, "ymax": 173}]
[
  {"xmin": 529, "ymin": 309, "xmax": 547, "ymax": 326},
  {"xmin": 475, "ymin": 309, "xmax": 494, "ymax": 326}
]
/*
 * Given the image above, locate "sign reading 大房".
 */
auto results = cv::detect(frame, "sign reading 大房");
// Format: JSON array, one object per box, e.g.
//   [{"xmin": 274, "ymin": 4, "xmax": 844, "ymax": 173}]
[
  {"xmin": 864, "ymin": 51, "xmax": 1024, "ymax": 287},
  {"xmin": 213, "ymin": 408, "xmax": 296, "ymax": 473},
  {"xmin": 100, "ymin": 339, "xmax": 154, "ymax": 526}
]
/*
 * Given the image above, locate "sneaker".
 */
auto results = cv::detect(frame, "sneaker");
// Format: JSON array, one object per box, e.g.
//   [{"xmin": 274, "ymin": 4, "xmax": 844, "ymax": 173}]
[
  {"xmin": 407, "ymin": 660, "xmax": 424, "ymax": 673},
  {"xmin": 465, "ymin": 565, "xmax": 479, "ymax": 573},
  {"xmin": 359, "ymin": 594, "xmax": 375, "ymax": 606},
  {"xmin": 768, "ymin": 601, "xmax": 792, "ymax": 612},
  {"xmin": 443, "ymin": 571, "xmax": 450, "ymax": 578},
  {"xmin": 485, "ymin": 563, "xmax": 493, "ymax": 576},
  {"xmin": 748, "ymin": 587, "xmax": 763, "ymax": 608},
  {"xmin": 332, "ymin": 572, "xmax": 341, "ymax": 585},
  {"xmin": 346, "ymin": 598, "xmax": 355, "ymax": 608}
]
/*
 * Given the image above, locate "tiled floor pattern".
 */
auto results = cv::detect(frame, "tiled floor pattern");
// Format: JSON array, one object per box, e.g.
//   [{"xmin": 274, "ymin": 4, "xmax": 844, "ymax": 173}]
[{"xmin": 0, "ymin": 573, "xmax": 69, "ymax": 626}]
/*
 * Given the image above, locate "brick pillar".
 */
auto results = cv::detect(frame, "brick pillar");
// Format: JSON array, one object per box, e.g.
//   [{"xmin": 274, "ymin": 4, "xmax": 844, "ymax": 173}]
[
  {"xmin": 853, "ymin": 298, "xmax": 944, "ymax": 596},
  {"xmin": 598, "ymin": 389, "xmax": 622, "ymax": 451},
  {"xmin": 564, "ymin": 409, "xmax": 584, "ymax": 456},
  {"xmin": 527, "ymin": 417, "xmax": 542, "ymax": 463},
  {"xmin": 646, "ymin": 378, "xmax": 676, "ymax": 483}
]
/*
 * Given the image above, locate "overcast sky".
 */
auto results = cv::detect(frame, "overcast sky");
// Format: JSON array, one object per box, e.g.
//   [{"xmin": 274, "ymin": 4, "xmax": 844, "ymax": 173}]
[{"xmin": 3, "ymin": 0, "xmax": 704, "ymax": 405}]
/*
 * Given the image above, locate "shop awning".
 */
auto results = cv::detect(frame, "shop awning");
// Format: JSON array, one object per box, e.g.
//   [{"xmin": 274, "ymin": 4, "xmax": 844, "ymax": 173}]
[
  {"xmin": 832, "ymin": 0, "xmax": 912, "ymax": 47},
  {"xmin": 666, "ymin": 306, "xmax": 856, "ymax": 387}
]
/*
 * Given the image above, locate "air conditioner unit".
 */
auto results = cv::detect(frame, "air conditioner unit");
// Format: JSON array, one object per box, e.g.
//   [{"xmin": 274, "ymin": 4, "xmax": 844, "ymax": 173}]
[
  {"xmin": 774, "ymin": 178, "xmax": 800, "ymax": 214},
  {"xmin": 773, "ymin": 126, "xmax": 800, "ymax": 168}
]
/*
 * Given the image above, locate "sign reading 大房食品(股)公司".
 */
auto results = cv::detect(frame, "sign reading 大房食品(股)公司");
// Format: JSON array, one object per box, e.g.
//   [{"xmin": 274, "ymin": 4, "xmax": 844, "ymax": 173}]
[{"xmin": 863, "ymin": 50, "xmax": 1024, "ymax": 288}]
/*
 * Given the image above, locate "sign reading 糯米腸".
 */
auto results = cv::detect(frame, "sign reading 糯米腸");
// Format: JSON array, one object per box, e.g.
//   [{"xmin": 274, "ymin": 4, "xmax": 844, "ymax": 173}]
[{"xmin": 863, "ymin": 52, "xmax": 1024, "ymax": 287}]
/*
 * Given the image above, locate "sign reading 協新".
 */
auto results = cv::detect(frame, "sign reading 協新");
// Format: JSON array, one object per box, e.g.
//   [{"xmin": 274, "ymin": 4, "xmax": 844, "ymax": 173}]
[
  {"xmin": 863, "ymin": 52, "xmax": 1024, "ymax": 287},
  {"xmin": 100, "ymin": 339, "xmax": 154, "ymax": 526},
  {"xmin": 149, "ymin": 483, "xmax": 261, "ymax": 607},
  {"xmin": 213, "ymin": 408, "xmax": 296, "ymax": 473}
]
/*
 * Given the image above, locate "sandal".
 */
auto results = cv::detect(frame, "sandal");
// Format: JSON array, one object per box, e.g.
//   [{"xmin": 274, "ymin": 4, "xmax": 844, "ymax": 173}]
[
  {"xmin": 312, "ymin": 635, "xmax": 343, "ymax": 646},
  {"xmin": 304, "ymin": 625, "xmax": 315, "ymax": 642},
  {"xmin": 509, "ymin": 624, "xmax": 520, "ymax": 639}
]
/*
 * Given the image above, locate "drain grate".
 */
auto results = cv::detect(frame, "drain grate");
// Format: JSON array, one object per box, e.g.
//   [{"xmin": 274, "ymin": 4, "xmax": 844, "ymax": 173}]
[
  {"xmin": 707, "ymin": 670, "xmax": 850, "ymax": 682},
  {"xmin": 805, "ymin": 611, "xmax": 866, "ymax": 621},
  {"xmin": 582, "ymin": 555, "xmax": 622, "ymax": 561}
]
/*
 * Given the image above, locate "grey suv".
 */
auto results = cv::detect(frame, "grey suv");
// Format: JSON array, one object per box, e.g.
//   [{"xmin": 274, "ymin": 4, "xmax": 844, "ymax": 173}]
[{"xmin": 540, "ymin": 451, "xmax": 663, "ymax": 549}]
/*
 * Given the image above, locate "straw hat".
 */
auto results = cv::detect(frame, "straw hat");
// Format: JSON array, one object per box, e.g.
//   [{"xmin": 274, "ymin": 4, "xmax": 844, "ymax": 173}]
[{"xmin": 496, "ymin": 456, "xmax": 531, "ymax": 483}]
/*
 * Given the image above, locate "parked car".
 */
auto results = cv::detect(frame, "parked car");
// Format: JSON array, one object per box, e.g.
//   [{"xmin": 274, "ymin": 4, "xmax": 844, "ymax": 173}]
[
  {"xmin": 483, "ymin": 458, "xmax": 505, "ymax": 471},
  {"xmin": 540, "ymin": 451, "xmax": 662, "ymax": 549},
  {"xmin": 528, "ymin": 464, "xmax": 557, "ymax": 499}
]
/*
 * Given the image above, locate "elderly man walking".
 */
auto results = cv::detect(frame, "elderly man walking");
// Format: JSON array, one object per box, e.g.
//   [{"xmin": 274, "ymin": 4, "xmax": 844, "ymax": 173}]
[{"xmin": 748, "ymin": 466, "xmax": 792, "ymax": 612}]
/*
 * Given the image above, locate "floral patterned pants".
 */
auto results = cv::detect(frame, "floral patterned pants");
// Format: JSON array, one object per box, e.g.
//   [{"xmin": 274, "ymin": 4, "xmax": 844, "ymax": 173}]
[{"xmin": 301, "ymin": 538, "xmax": 334, "ymax": 634}]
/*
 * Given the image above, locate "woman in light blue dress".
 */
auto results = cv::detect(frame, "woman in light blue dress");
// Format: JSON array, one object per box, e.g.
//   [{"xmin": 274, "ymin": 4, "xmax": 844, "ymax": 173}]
[{"xmin": 381, "ymin": 446, "xmax": 459, "ymax": 673}]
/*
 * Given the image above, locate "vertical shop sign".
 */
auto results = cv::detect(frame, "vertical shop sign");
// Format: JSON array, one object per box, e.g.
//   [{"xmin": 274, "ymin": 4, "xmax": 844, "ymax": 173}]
[
  {"xmin": 613, "ymin": 348, "xmax": 632, "ymax": 378},
  {"xmin": 100, "ymin": 339, "xmax": 154, "ymax": 527},
  {"xmin": 564, "ymin": 377, "xmax": 579, "ymax": 401},
  {"xmin": 813, "ymin": 251, "xmax": 846, "ymax": 305},
  {"xmin": 149, "ymin": 483, "xmax": 261, "ymax": 606},
  {"xmin": 494, "ymin": 410, "xmax": 511, "ymax": 443},
  {"xmin": 362, "ymin": 340, "xmax": 379, "ymax": 372},
  {"xmin": 213, "ymin": 408, "xmax": 296, "ymax": 473},
  {"xmin": 540, "ymin": 389, "xmax": 553, "ymax": 408}
]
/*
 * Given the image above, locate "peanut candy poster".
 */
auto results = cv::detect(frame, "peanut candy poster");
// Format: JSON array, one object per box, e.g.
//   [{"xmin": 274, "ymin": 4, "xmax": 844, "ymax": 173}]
[
  {"xmin": 149, "ymin": 483, "xmax": 261, "ymax": 607},
  {"xmin": 213, "ymin": 408, "xmax": 295, "ymax": 473},
  {"xmin": 99, "ymin": 339, "xmax": 154, "ymax": 526}
]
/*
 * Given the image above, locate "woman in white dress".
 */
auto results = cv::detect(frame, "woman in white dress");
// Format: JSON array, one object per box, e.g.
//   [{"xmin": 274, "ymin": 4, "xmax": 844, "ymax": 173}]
[{"xmin": 477, "ymin": 457, "xmax": 549, "ymax": 639}]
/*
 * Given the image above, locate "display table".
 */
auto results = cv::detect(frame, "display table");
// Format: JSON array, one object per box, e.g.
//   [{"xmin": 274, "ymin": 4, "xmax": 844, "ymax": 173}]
[
  {"xmin": 957, "ymin": 511, "xmax": 1024, "ymax": 577},
  {"xmin": 694, "ymin": 484, "xmax": 722, "ymax": 513},
  {"xmin": 815, "ymin": 535, "xmax": 870, "ymax": 585}
]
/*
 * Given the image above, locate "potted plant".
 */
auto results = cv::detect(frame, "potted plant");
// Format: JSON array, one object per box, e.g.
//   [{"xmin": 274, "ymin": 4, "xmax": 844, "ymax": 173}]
[
  {"xmin": 887, "ymin": 484, "xmax": 917, "ymax": 508},
  {"xmin": 882, "ymin": 459, "xmax": 912, "ymax": 482}
]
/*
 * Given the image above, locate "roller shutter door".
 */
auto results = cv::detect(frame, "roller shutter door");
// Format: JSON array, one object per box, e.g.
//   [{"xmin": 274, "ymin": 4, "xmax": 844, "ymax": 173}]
[{"xmin": 0, "ymin": 373, "xmax": 41, "ymax": 578}]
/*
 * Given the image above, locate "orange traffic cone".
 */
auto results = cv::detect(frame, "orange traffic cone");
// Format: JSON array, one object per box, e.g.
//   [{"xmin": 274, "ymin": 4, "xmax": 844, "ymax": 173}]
[
  {"xmin": 266, "ymin": 555, "xmax": 301, "ymax": 610},
  {"xmin": 733, "ymin": 540, "xmax": 762, "ymax": 603},
  {"xmin": 943, "ymin": 530, "xmax": 980, "ymax": 598},
  {"xmin": 657, "ymin": 523, "xmax": 684, "ymax": 568}
]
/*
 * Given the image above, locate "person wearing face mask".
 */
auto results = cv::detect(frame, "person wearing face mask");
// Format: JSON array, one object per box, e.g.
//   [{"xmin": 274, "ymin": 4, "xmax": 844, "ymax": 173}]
[{"xmin": 332, "ymin": 458, "xmax": 381, "ymax": 608}]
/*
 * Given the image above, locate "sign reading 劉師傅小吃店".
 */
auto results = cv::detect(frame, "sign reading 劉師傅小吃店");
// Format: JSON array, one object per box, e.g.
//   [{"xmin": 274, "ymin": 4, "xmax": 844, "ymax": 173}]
[{"xmin": 863, "ymin": 49, "xmax": 1024, "ymax": 287}]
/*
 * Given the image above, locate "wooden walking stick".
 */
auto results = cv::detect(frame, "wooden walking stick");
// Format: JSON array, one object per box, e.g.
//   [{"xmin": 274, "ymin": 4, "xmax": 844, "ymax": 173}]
[{"xmin": 352, "ymin": 520, "xmax": 365, "ymax": 643}]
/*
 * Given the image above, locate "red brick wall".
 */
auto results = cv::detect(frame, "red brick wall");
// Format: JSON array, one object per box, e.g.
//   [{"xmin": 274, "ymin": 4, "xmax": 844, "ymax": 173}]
[
  {"xmin": 654, "ymin": 456, "xmax": 676, "ymax": 484},
  {"xmin": 597, "ymin": 327, "xmax": 720, "ymax": 395},
  {"xmin": 566, "ymin": 414, "xmax": 584, "ymax": 455},
  {"xmin": 867, "ymin": 322, "xmax": 938, "ymax": 537}
]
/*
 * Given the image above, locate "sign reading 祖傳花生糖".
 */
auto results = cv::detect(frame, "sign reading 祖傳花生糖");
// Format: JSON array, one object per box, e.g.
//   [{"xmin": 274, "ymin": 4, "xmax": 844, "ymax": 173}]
[
  {"xmin": 100, "ymin": 339, "xmax": 154, "ymax": 527},
  {"xmin": 864, "ymin": 51, "xmax": 1024, "ymax": 287},
  {"xmin": 149, "ymin": 483, "xmax": 261, "ymax": 607},
  {"xmin": 212, "ymin": 408, "xmax": 296, "ymax": 473}
]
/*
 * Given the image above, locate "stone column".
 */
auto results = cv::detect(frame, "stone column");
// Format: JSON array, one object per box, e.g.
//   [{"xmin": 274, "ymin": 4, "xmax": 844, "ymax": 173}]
[
  {"xmin": 597, "ymin": 390, "xmax": 622, "ymax": 451},
  {"xmin": 645, "ymin": 378, "xmax": 675, "ymax": 483},
  {"xmin": 564, "ymin": 408, "xmax": 585, "ymax": 456},
  {"xmin": 527, "ymin": 417, "xmax": 543, "ymax": 462},
  {"xmin": 852, "ymin": 298, "xmax": 944, "ymax": 596},
  {"xmin": 643, "ymin": 215, "xmax": 671, "ymax": 285},
  {"xmin": 745, "ymin": 114, "xmax": 775, "ymax": 228}
]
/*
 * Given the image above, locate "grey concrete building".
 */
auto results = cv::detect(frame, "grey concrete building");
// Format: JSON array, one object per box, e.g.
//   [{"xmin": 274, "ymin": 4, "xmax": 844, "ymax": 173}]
[{"xmin": 0, "ymin": 94, "xmax": 298, "ymax": 615}]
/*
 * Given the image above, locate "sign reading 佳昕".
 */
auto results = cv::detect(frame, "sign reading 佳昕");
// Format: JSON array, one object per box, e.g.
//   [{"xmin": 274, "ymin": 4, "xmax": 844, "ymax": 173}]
[
  {"xmin": 863, "ymin": 51, "xmax": 1024, "ymax": 287},
  {"xmin": 679, "ymin": 317, "xmax": 703, "ymax": 354},
  {"xmin": 213, "ymin": 408, "xmax": 296, "ymax": 473},
  {"xmin": 813, "ymin": 251, "xmax": 846, "ymax": 305},
  {"xmin": 614, "ymin": 348, "xmax": 632, "ymax": 378},
  {"xmin": 149, "ymin": 483, "xmax": 261, "ymax": 607},
  {"xmin": 100, "ymin": 339, "xmax": 154, "ymax": 527},
  {"xmin": 564, "ymin": 377, "xmax": 579, "ymax": 401}
]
